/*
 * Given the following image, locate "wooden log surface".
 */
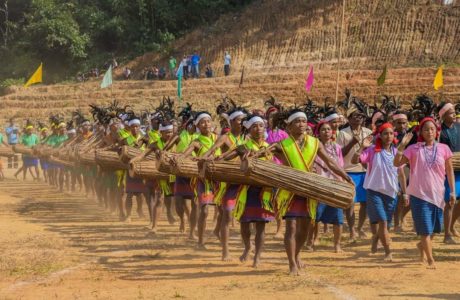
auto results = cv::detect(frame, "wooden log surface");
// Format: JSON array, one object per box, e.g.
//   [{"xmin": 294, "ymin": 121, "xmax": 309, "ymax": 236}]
[
  {"xmin": 158, "ymin": 152, "xmax": 199, "ymax": 178},
  {"xmin": 0, "ymin": 147, "xmax": 15, "ymax": 157},
  {"xmin": 241, "ymin": 158, "xmax": 355, "ymax": 209},
  {"xmin": 12, "ymin": 144, "xmax": 34, "ymax": 156},
  {"xmin": 129, "ymin": 160, "xmax": 169, "ymax": 180},
  {"xmin": 95, "ymin": 149, "xmax": 128, "ymax": 170},
  {"xmin": 202, "ymin": 160, "xmax": 261, "ymax": 186}
]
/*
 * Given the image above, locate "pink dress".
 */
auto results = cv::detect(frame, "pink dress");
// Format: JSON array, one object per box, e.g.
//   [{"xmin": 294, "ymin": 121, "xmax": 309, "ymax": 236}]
[{"xmin": 403, "ymin": 142, "xmax": 452, "ymax": 209}]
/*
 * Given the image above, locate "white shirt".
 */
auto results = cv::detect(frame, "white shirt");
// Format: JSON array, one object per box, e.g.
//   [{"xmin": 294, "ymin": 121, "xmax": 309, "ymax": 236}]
[
  {"xmin": 337, "ymin": 126, "xmax": 373, "ymax": 172},
  {"xmin": 224, "ymin": 54, "xmax": 231, "ymax": 65}
]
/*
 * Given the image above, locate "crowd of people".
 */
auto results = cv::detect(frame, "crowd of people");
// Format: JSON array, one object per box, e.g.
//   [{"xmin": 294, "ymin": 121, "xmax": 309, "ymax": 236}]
[{"xmin": 0, "ymin": 93, "xmax": 458, "ymax": 274}]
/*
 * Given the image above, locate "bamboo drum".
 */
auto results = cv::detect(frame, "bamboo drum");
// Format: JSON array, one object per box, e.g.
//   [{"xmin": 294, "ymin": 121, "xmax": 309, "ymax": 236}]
[
  {"xmin": 119, "ymin": 146, "xmax": 156, "ymax": 163},
  {"xmin": 12, "ymin": 144, "xmax": 34, "ymax": 156},
  {"xmin": 241, "ymin": 158, "xmax": 355, "ymax": 209},
  {"xmin": 129, "ymin": 160, "xmax": 169, "ymax": 180},
  {"xmin": 158, "ymin": 152, "xmax": 199, "ymax": 178},
  {"xmin": 0, "ymin": 147, "xmax": 14, "ymax": 157},
  {"xmin": 95, "ymin": 149, "xmax": 128, "ymax": 170},
  {"xmin": 48, "ymin": 156, "xmax": 75, "ymax": 168},
  {"xmin": 203, "ymin": 160, "xmax": 261, "ymax": 186},
  {"xmin": 79, "ymin": 150, "xmax": 96, "ymax": 165}
]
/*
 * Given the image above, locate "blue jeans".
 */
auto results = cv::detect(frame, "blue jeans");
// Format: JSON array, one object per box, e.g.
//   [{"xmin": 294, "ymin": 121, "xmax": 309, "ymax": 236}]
[{"xmin": 192, "ymin": 65, "xmax": 200, "ymax": 78}]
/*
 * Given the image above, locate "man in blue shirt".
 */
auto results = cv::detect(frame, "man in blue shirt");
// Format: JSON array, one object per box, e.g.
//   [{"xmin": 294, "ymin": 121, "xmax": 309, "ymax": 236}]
[
  {"xmin": 5, "ymin": 118, "xmax": 19, "ymax": 168},
  {"xmin": 191, "ymin": 51, "xmax": 201, "ymax": 78}
]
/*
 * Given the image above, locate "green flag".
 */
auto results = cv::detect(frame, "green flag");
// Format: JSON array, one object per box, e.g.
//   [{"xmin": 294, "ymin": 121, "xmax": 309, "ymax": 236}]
[
  {"xmin": 377, "ymin": 65, "xmax": 387, "ymax": 86},
  {"xmin": 101, "ymin": 65, "xmax": 113, "ymax": 89}
]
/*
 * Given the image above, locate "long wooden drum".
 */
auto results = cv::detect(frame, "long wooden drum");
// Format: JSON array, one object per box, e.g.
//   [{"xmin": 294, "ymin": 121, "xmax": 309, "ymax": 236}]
[
  {"xmin": 95, "ymin": 149, "xmax": 128, "ymax": 170},
  {"xmin": 13, "ymin": 144, "xmax": 34, "ymax": 156},
  {"xmin": 129, "ymin": 160, "xmax": 169, "ymax": 180},
  {"xmin": 158, "ymin": 152, "xmax": 199, "ymax": 178},
  {"xmin": 79, "ymin": 150, "xmax": 96, "ymax": 165},
  {"xmin": 49, "ymin": 156, "xmax": 75, "ymax": 168},
  {"xmin": 203, "ymin": 160, "xmax": 261, "ymax": 186},
  {"xmin": 119, "ymin": 146, "xmax": 156, "ymax": 163},
  {"xmin": 453, "ymin": 152, "xmax": 460, "ymax": 171},
  {"xmin": 0, "ymin": 147, "xmax": 14, "ymax": 157},
  {"xmin": 241, "ymin": 158, "xmax": 355, "ymax": 209}
]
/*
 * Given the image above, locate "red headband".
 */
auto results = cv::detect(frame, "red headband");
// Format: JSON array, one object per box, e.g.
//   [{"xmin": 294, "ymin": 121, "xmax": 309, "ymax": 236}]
[
  {"xmin": 314, "ymin": 120, "xmax": 328, "ymax": 137},
  {"xmin": 417, "ymin": 117, "xmax": 439, "ymax": 142},
  {"xmin": 375, "ymin": 122, "xmax": 396, "ymax": 152}
]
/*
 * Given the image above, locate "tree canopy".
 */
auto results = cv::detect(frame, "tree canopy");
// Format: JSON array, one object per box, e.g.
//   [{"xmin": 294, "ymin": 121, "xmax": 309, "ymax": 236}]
[{"xmin": 0, "ymin": 0, "xmax": 252, "ymax": 83}]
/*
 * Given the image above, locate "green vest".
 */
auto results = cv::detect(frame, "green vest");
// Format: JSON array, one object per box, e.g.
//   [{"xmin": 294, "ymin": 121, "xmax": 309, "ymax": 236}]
[
  {"xmin": 276, "ymin": 134, "xmax": 319, "ymax": 219},
  {"xmin": 233, "ymin": 138, "xmax": 273, "ymax": 221}
]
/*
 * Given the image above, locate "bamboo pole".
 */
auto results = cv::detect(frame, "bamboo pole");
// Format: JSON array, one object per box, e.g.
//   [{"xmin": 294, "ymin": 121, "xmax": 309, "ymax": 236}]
[{"xmin": 335, "ymin": 0, "xmax": 346, "ymax": 103}]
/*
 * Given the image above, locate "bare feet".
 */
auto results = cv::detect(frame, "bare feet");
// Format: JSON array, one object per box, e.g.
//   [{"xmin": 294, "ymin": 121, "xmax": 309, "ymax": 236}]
[
  {"xmin": 239, "ymin": 248, "xmax": 251, "ymax": 263},
  {"xmin": 394, "ymin": 225, "xmax": 403, "ymax": 233},
  {"xmin": 188, "ymin": 232, "xmax": 198, "ymax": 240},
  {"xmin": 288, "ymin": 263, "xmax": 299, "ymax": 276},
  {"xmin": 358, "ymin": 229, "xmax": 368, "ymax": 238},
  {"xmin": 167, "ymin": 214, "xmax": 176, "ymax": 225},
  {"xmin": 426, "ymin": 259, "xmax": 436, "ymax": 269},
  {"xmin": 384, "ymin": 253, "xmax": 393, "ymax": 262},
  {"xmin": 179, "ymin": 221, "xmax": 185, "ymax": 233},
  {"xmin": 252, "ymin": 256, "xmax": 261, "ymax": 268},
  {"xmin": 213, "ymin": 228, "xmax": 221, "ymax": 241},
  {"xmin": 222, "ymin": 251, "xmax": 232, "ymax": 262},
  {"xmin": 443, "ymin": 236, "xmax": 457, "ymax": 244},
  {"xmin": 371, "ymin": 236, "xmax": 379, "ymax": 254},
  {"xmin": 295, "ymin": 257, "xmax": 305, "ymax": 269},
  {"xmin": 195, "ymin": 243, "xmax": 207, "ymax": 250},
  {"xmin": 416, "ymin": 242, "xmax": 426, "ymax": 263},
  {"xmin": 305, "ymin": 244, "xmax": 314, "ymax": 252},
  {"xmin": 124, "ymin": 216, "xmax": 132, "ymax": 223},
  {"xmin": 274, "ymin": 231, "xmax": 283, "ymax": 240},
  {"xmin": 334, "ymin": 245, "xmax": 344, "ymax": 253}
]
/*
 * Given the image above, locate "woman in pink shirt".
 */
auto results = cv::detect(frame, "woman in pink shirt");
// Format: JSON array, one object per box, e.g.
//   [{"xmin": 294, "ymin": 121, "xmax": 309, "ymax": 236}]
[
  {"xmin": 394, "ymin": 117, "xmax": 456, "ymax": 269},
  {"xmin": 309, "ymin": 121, "xmax": 346, "ymax": 253},
  {"xmin": 352, "ymin": 123, "xmax": 407, "ymax": 261}
]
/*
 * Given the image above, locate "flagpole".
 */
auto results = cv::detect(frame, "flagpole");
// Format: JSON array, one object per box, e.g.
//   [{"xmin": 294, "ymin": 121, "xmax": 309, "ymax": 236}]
[{"xmin": 335, "ymin": 0, "xmax": 346, "ymax": 103}]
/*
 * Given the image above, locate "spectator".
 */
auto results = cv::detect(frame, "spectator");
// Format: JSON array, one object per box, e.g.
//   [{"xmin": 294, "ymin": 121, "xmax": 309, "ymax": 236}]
[
  {"xmin": 153, "ymin": 66, "xmax": 159, "ymax": 79},
  {"xmin": 112, "ymin": 57, "xmax": 118, "ymax": 69},
  {"xmin": 5, "ymin": 118, "xmax": 19, "ymax": 169},
  {"xmin": 191, "ymin": 51, "xmax": 201, "ymax": 78},
  {"xmin": 182, "ymin": 55, "xmax": 189, "ymax": 79},
  {"xmin": 159, "ymin": 67, "xmax": 166, "ymax": 80},
  {"xmin": 146, "ymin": 67, "xmax": 155, "ymax": 80},
  {"xmin": 187, "ymin": 55, "xmax": 192, "ymax": 77},
  {"xmin": 224, "ymin": 51, "xmax": 231, "ymax": 76},
  {"xmin": 123, "ymin": 67, "xmax": 132, "ymax": 80},
  {"xmin": 205, "ymin": 64, "xmax": 214, "ymax": 78},
  {"xmin": 168, "ymin": 56, "xmax": 177, "ymax": 79}
]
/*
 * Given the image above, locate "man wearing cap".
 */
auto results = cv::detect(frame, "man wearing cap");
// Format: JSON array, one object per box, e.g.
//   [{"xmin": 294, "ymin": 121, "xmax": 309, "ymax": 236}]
[
  {"xmin": 337, "ymin": 107, "xmax": 373, "ymax": 241},
  {"xmin": 439, "ymin": 102, "xmax": 460, "ymax": 243}
]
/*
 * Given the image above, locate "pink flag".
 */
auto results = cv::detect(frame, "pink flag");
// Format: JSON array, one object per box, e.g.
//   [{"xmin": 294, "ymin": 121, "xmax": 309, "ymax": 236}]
[{"xmin": 305, "ymin": 66, "xmax": 314, "ymax": 92}]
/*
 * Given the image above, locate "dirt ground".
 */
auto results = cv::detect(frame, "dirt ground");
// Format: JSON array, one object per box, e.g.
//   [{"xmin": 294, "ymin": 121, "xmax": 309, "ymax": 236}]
[{"xmin": 0, "ymin": 165, "xmax": 459, "ymax": 300}]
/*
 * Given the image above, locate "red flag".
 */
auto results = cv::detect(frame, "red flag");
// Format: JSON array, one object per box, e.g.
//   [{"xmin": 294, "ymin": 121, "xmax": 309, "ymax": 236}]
[{"xmin": 305, "ymin": 66, "xmax": 314, "ymax": 92}]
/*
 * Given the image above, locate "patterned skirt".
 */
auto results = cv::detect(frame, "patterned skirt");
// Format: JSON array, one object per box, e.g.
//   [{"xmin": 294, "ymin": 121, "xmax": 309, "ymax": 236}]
[
  {"xmin": 366, "ymin": 189, "xmax": 397, "ymax": 224},
  {"xmin": 410, "ymin": 195, "xmax": 443, "ymax": 236},
  {"xmin": 125, "ymin": 173, "xmax": 146, "ymax": 194},
  {"xmin": 240, "ymin": 186, "xmax": 275, "ymax": 223},
  {"xmin": 174, "ymin": 176, "xmax": 194, "ymax": 198},
  {"xmin": 283, "ymin": 195, "xmax": 310, "ymax": 219},
  {"xmin": 222, "ymin": 184, "xmax": 239, "ymax": 212}
]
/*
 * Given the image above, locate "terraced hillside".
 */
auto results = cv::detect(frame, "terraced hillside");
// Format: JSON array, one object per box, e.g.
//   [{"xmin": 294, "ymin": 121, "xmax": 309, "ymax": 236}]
[{"xmin": 1, "ymin": 0, "xmax": 459, "ymax": 124}]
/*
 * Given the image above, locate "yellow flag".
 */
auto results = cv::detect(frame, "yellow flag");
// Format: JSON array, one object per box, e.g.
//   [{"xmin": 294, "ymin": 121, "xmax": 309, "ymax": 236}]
[
  {"xmin": 24, "ymin": 63, "xmax": 43, "ymax": 87},
  {"xmin": 433, "ymin": 64, "xmax": 444, "ymax": 91}
]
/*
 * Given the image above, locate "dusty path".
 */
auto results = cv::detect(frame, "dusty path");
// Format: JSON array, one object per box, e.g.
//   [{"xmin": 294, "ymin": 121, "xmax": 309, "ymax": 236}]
[{"xmin": 0, "ymin": 172, "xmax": 459, "ymax": 299}]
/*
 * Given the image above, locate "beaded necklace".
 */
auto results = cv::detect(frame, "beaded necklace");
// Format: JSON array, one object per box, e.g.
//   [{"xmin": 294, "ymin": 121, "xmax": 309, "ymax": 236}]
[{"xmin": 423, "ymin": 142, "xmax": 438, "ymax": 167}]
